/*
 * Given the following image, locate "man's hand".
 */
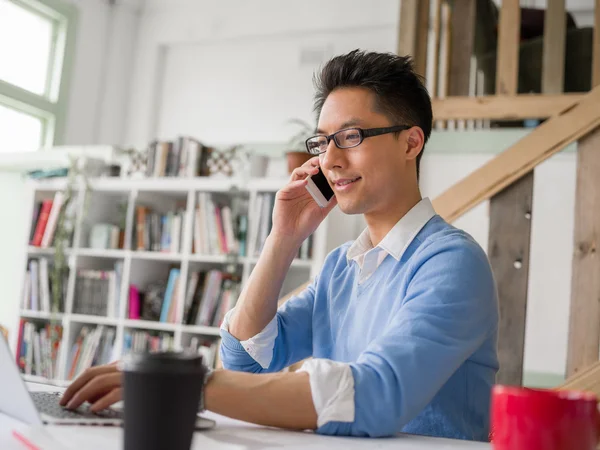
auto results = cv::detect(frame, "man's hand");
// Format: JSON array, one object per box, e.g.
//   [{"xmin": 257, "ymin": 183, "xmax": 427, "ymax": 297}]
[
  {"xmin": 271, "ymin": 157, "xmax": 337, "ymax": 245},
  {"xmin": 59, "ymin": 362, "xmax": 122, "ymax": 412}
]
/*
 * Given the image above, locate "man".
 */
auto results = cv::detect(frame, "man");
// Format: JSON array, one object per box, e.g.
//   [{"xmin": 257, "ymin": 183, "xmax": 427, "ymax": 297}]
[{"xmin": 60, "ymin": 50, "xmax": 498, "ymax": 440}]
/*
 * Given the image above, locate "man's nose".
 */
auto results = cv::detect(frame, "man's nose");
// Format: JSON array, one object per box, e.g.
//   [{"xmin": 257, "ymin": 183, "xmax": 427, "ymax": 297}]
[{"xmin": 320, "ymin": 139, "xmax": 345, "ymax": 170}]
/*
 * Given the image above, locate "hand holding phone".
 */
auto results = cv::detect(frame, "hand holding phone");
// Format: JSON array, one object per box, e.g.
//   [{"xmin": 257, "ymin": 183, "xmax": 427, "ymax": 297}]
[
  {"xmin": 269, "ymin": 159, "xmax": 336, "ymax": 244},
  {"xmin": 305, "ymin": 167, "xmax": 335, "ymax": 208}
]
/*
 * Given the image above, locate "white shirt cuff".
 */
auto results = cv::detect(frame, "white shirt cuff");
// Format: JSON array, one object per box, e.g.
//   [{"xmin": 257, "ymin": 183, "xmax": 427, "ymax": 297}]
[
  {"xmin": 220, "ymin": 307, "xmax": 278, "ymax": 369},
  {"xmin": 298, "ymin": 359, "xmax": 355, "ymax": 427}
]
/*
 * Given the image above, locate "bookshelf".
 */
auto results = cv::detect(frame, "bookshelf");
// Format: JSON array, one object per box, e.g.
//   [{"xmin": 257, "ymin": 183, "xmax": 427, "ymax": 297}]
[{"xmin": 16, "ymin": 176, "xmax": 330, "ymax": 385}]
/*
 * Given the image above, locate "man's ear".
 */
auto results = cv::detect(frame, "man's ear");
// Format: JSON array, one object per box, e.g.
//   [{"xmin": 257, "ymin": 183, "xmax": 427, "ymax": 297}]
[{"xmin": 405, "ymin": 127, "xmax": 425, "ymax": 161}]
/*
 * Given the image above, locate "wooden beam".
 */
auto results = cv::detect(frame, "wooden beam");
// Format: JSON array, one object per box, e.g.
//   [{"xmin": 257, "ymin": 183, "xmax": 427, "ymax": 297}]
[
  {"xmin": 490, "ymin": 172, "xmax": 534, "ymax": 386},
  {"xmin": 398, "ymin": 0, "xmax": 418, "ymax": 58},
  {"xmin": 566, "ymin": 127, "xmax": 600, "ymax": 378},
  {"xmin": 448, "ymin": 0, "xmax": 476, "ymax": 96},
  {"xmin": 432, "ymin": 93, "xmax": 584, "ymax": 120},
  {"xmin": 496, "ymin": 0, "xmax": 521, "ymax": 95},
  {"xmin": 432, "ymin": 86, "xmax": 600, "ymax": 223},
  {"xmin": 542, "ymin": 0, "xmax": 566, "ymax": 94},
  {"xmin": 593, "ymin": 0, "xmax": 600, "ymax": 87}
]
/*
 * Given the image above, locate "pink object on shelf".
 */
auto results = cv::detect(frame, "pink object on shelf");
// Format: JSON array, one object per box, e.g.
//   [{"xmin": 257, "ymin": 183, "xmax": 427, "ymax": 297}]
[{"xmin": 129, "ymin": 285, "xmax": 140, "ymax": 319}]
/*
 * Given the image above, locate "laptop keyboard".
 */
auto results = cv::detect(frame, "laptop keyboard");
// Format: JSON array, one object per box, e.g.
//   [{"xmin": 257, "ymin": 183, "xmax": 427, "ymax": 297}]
[{"xmin": 31, "ymin": 391, "xmax": 122, "ymax": 420}]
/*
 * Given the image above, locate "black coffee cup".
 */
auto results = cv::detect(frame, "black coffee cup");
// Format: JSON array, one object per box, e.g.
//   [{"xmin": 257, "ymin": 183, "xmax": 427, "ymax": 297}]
[{"xmin": 121, "ymin": 351, "xmax": 206, "ymax": 450}]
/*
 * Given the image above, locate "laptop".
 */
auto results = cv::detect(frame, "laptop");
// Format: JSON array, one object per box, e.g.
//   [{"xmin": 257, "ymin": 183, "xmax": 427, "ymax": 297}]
[{"xmin": 0, "ymin": 337, "xmax": 215, "ymax": 428}]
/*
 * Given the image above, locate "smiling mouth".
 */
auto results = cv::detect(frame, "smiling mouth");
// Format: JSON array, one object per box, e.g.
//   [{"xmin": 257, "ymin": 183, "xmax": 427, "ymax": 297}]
[{"xmin": 333, "ymin": 177, "xmax": 361, "ymax": 187}]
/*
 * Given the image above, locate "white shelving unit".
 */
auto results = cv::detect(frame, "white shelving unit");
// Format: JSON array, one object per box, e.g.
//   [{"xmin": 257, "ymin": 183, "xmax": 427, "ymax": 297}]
[{"xmin": 17, "ymin": 176, "xmax": 330, "ymax": 384}]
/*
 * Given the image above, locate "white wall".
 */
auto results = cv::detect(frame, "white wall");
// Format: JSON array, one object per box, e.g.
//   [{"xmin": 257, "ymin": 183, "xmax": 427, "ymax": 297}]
[
  {"xmin": 63, "ymin": 0, "xmax": 141, "ymax": 146},
  {"xmin": 124, "ymin": 0, "xmax": 400, "ymax": 147}
]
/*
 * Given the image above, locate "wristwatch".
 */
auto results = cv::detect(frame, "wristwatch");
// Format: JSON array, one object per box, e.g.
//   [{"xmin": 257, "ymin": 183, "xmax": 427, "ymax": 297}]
[{"xmin": 198, "ymin": 366, "xmax": 214, "ymax": 412}]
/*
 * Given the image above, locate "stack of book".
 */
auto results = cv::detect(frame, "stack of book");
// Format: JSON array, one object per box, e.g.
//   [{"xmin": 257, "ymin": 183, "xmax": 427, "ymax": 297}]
[
  {"xmin": 146, "ymin": 136, "xmax": 213, "ymax": 178},
  {"xmin": 72, "ymin": 262, "xmax": 123, "ymax": 317},
  {"xmin": 30, "ymin": 192, "xmax": 77, "ymax": 248},
  {"xmin": 16, "ymin": 320, "xmax": 62, "ymax": 378},
  {"xmin": 182, "ymin": 270, "xmax": 240, "ymax": 327},
  {"xmin": 133, "ymin": 205, "xmax": 185, "ymax": 253},
  {"xmin": 22, "ymin": 258, "xmax": 67, "ymax": 313},
  {"xmin": 186, "ymin": 338, "xmax": 219, "ymax": 368},
  {"xmin": 128, "ymin": 267, "xmax": 181, "ymax": 323},
  {"xmin": 123, "ymin": 330, "xmax": 174, "ymax": 354},
  {"xmin": 193, "ymin": 193, "xmax": 248, "ymax": 256},
  {"xmin": 250, "ymin": 193, "xmax": 313, "ymax": 259},
  {"xmin": 67, "ymin": 325, "xmax": 116, "ymax": 380}
]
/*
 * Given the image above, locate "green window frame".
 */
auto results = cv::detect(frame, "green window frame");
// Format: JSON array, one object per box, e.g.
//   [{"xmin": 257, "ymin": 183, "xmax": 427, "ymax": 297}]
[{"xmin": 0, "ymin": 0, "xmax": 77, "ymax": 149}]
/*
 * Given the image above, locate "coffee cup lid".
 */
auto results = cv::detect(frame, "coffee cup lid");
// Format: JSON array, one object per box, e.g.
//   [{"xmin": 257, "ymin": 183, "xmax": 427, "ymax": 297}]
[{"xmin": 120, "ymin": 351, "xmax": 205, "ymax": 374}]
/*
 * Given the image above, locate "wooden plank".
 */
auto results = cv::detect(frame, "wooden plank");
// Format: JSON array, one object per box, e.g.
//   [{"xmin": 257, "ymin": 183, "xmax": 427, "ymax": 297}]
[
  {"xmin": 489, "ymin": 172, "xmax": 534, "ymax": 386},
  {"xmin": 430, "ymin": 0, "xmax": 443, "ymax": 99},
  {"xmin": 432, "ymin": 93, "xmax": 584, "ymax": 120},
  {"xmin": 397, "ymin": 0, "xmax": 418, "ymax": 57},
  {"xmin": 558, "ymin": 359, "xmax": 600, "ymax": 393},
  {"xmin": 496, "ymin": 0, "xmax": 521, "ymax": 95},
  {"xmin": 593, "ymin": 0, "xmax": 600, "ymax": 87},
  {"xmin": 435, "ymin": 1, "xmax": 452, "ymax": 129},
  {"xmin": 397, "ymin": 0, "xmax": 429, "ymax": 78},
  {"xmin": 448, "ymin": 0, "xmax": 476, "ymax": 96},
  {"xmin": 490, "ymin": 0, "xmax": 532, "ymax": 387},
  {"xmin": 542, "ymin": 0, "xmax": 566, "ymax": 94},
  {"xmin": 414, "ymin": 0, "xmax": 430, "ymax": 78},
  {"xmin": 439, "ymin": 0, "xmax": 452, "ymax": 99},
  {"xmin": 432, "ymin": 86, "xmax": 600, "ymax": 223},
  {"xmin": 566, "ymin": 127, "xmax": 600, "ymax": 378}
]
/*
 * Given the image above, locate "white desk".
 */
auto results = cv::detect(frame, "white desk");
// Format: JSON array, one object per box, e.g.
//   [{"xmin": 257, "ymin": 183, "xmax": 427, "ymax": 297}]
[{"xmin": 0, "ymin": 383, "xmax": 490, "ymax": 450}]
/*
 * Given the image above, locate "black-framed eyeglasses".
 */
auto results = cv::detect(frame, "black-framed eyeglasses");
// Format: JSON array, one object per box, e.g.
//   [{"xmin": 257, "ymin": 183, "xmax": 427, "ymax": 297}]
[{"xmin": 305, "ymin": 125, "xmax": 411, "ymax": 155}]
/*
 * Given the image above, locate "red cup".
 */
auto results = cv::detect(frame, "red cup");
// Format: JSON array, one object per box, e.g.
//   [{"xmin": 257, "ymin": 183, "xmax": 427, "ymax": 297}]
[{"xmin": 491, "ymin": 385, "xmax": 600, "ymax": 450}]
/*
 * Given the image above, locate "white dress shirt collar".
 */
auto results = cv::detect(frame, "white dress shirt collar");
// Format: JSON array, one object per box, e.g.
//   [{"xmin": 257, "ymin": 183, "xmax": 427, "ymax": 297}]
[{"xmin": 347, "ymin": 197, "xmax": 437, "ymax": 266}]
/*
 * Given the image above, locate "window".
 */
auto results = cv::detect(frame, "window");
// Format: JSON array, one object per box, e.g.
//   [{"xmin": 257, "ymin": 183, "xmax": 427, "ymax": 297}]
[{"xmin": 0, "ymin": 0, "xmax": 76, "ymax": 153}]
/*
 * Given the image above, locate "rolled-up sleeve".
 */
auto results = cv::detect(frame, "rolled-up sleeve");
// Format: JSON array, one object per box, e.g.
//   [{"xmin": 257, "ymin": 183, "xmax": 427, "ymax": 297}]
[{"xmin": 220, "ymin": 277, "xmax": 317, "ymax": 373}]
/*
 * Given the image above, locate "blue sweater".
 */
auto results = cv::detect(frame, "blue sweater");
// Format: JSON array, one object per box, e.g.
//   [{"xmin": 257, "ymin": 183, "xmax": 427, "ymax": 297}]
[{"xmin": 220, "ymin": 215, "xmax": 499, "ymax": 440}]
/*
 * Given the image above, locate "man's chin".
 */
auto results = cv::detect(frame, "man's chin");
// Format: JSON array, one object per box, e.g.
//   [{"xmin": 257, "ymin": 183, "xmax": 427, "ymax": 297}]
[{"xmin": 336, "ymin": 199, "xmax": 365, "ymax": 216}]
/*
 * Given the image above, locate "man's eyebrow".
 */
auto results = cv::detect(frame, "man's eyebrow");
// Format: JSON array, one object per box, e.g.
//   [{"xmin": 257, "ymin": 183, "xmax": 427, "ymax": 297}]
[{"xmin": 316, "ymin": 118, "xmax": 363, "ymax": 135}]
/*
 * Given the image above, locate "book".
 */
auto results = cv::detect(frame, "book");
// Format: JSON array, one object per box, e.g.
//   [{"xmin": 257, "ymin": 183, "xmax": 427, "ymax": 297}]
[
  {"xmin": 40, "ymin": 192, "xmax": 65, "ymax": 248},
  {"xmin": 31, "ymin": 200, "xmax": 53, "ymax": 247},
  {"xmin": 16, "ymin": 321, "xmax": 63, "ymax": 378},
  {"xmin": 29, "ymin": 202, "xmax": 42, "ymax": 243},
  {"xmin": 160, "ymin": 268, "xmax": 181, "ymax": 322}
]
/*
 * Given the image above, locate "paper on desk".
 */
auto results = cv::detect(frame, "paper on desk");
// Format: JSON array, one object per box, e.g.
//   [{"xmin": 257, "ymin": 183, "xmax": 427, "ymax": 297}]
[{"xmin": 9, "ymin": 425, "xmax": 70, "ymax": 450}]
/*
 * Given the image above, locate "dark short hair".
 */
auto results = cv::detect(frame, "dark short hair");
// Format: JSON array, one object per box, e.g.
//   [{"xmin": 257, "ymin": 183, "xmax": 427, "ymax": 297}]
[{"xmin": 313, "ymin": 50, "xmax": 432, "ymax": 178}]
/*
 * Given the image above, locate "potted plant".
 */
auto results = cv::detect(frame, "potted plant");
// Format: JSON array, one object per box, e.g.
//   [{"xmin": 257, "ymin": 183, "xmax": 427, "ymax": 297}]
[{"xmin": 285, "ymin": 119, "xmax": 315, "ymax": 174}]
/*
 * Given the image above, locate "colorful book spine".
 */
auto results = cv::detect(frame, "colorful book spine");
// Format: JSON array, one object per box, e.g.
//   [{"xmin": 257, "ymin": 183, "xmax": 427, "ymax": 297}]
[
  {"xmin": 31, "ymin": 200, "xmax": 53, "ymax": 247},
  {"xmin": 160, "ymin": 268, "xmax": 180, "ymax": 322}
]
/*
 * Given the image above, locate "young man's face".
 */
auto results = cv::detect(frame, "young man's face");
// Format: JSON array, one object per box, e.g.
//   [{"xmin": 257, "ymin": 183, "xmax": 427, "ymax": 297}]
[{"xmin": 317, "ymin": 86, "xmax": 420, "ymax": 217}]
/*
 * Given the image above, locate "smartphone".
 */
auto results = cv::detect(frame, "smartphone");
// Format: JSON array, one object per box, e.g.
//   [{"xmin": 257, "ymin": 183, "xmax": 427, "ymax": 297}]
[{"xmin": 306, "ymin": 167, "xmax": 335, "ymax": 208}]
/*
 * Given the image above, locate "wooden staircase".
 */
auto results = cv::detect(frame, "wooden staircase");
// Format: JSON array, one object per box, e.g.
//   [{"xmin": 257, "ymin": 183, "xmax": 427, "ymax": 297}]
[{"xmin": 399, "ymin": 0, "xmax": 600, "ymax": 387}]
